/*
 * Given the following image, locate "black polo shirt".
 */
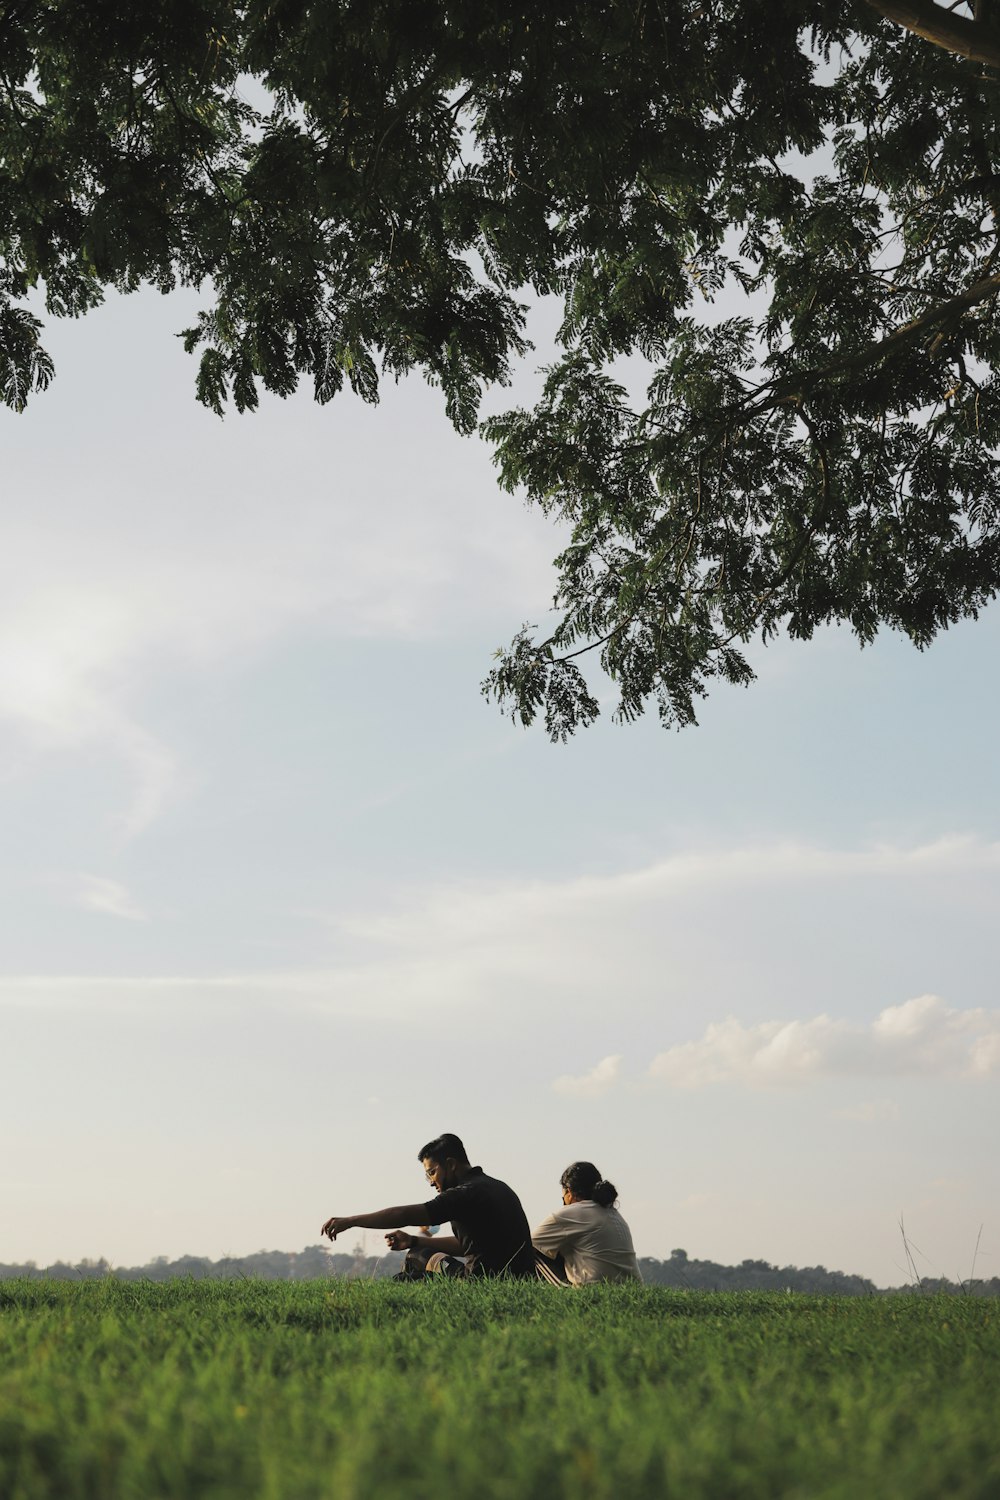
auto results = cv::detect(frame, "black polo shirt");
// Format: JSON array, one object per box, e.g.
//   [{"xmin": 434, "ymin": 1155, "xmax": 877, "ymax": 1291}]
[{"xmin": 421, "ymin": 1166, "xmax": 535, "ymax": 1278}]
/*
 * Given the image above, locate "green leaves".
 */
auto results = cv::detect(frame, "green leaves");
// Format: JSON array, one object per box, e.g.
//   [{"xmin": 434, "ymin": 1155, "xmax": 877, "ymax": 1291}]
[
  {"xmin": 0, "ymin": 301, "xmax": 54, "ymax": 411},
  {"xmin": 481, "ymin": 629, "xmax": 601, "ymax": 742},
  {"xmin": 4, "ymin": 1, "xmax": 1000, "ymax": 732}
]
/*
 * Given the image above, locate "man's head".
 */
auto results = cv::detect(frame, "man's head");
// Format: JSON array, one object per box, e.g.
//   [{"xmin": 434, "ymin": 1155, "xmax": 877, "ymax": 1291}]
[{"xmin": 418, "ymin": 1133, "xmax": 469, "ymax": 1193}]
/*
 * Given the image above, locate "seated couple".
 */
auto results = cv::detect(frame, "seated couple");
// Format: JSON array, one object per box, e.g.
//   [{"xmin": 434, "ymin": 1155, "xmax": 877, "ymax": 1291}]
[{"xmin": 319, "ymin": 1131, "xmax": 640, "ymax": 1285}]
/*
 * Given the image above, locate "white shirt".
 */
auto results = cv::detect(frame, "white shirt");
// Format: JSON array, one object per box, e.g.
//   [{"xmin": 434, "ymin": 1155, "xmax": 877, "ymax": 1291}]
[{"xmin": 531, "ymin": 1200, "xmax": 641, "ymax": 1285}]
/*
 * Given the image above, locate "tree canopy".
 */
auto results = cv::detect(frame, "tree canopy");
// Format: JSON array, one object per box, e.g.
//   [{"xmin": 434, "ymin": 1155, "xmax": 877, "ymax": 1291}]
[{"xmin": 4, "ymin": 0, "xmax": 1000, "ymax": 734}]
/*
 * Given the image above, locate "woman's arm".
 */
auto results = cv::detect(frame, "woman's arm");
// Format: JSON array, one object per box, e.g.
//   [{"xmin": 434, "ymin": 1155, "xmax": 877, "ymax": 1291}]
[{"xmin": 531, "ymin": 1210, "xmax": 573, "ymax": 1260}]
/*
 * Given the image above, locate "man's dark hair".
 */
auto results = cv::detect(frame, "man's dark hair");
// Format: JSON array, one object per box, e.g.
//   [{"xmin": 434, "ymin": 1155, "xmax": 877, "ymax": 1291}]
[{"xmin": 418, "ymin": 1133, "xmax": 469, "ymax": 1164}]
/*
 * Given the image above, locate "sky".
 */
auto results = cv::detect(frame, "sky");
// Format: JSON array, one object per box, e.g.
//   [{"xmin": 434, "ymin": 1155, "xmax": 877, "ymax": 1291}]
[{"xmin": 2, "ymin": 281, "xmax": 998, "ymax": 1288}]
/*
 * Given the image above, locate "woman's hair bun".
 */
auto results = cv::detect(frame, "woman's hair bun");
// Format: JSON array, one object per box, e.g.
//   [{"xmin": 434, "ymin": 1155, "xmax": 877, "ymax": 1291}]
[{"xmin": 560, "ymin": 1161, "xmax": 620, "ymax": 1207}]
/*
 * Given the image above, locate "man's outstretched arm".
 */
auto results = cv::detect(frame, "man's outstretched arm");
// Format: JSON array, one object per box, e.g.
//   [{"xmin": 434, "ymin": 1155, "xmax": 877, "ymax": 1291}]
[{"xmin": 321, "ymin": 1204, "xmax": 430, "ymax": 1240}]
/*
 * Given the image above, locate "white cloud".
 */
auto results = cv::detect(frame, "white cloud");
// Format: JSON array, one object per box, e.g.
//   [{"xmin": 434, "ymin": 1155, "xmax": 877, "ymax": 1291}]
[
  {"xmin": 0, "ymin": 589, "xmax": 179, "ymax": 834},
  {"xmin": 5, "ymin": 834, "xmax": 989, "ymax": 1026},
  {"xmin": 1, "ymin": 313, "xmax": 560, "ymax": 836},
  {"xmin": 74, "ymin": 875, "xmax": 148, "ymax": 922},
  {"xmin": 648, "ymin": 996, "xmax": 1000, "ymax": 1088},
  {"xmin": 552, "ymin": 1054, "xmax": 622, "ymax": 1099},
  {"xmin": 311, "ymin": 835, "xmax": 1000, "ymax": 1029},
  {"xmin": 0, "ymin": 970, "xmax": 425, "ymax": 1020},
  {"xmin": 337, "ymin": 836, "xmax": 1000, "ymax": 955},
  {"xmin": 0, "ymin": 510, "xmax": 545, "ymax": 832}
]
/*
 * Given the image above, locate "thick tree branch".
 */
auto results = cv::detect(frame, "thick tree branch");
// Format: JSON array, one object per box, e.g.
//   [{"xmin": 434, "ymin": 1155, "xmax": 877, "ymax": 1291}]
[
  {"xmin": 746, "ymin": 267, "xmax": 1000, "ymax": 416},
  {"xmin": 863, "ymin": 0, "xmax": 1000, "ymax": 69}
]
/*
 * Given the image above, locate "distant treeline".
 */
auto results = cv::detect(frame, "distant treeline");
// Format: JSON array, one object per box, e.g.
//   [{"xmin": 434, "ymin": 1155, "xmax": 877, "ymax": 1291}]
[
  {"xmin": 636, "ymin": 1249, "xmax": 1000, "ymax": 1296},
  {"xmin": 2, "ymin": 1244, "xmax": 997, "ymax": 1294}
]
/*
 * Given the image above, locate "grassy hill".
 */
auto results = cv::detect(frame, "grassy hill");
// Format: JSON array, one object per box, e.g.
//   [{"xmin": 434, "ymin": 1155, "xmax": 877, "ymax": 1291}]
[{"xmin": 1, "ymin": 1278, "xmax": 998, "ymax": 1498}]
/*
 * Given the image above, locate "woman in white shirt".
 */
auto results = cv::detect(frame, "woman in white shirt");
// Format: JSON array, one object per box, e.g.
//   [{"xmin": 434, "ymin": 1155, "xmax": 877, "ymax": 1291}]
[{"xmin": 532, "ymin": 1161, "xmax": 642, "ymax": 1285}]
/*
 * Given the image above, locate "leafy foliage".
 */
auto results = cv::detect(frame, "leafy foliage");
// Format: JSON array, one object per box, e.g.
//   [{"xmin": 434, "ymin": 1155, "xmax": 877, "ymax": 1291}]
[{"xmin": 3, "ymin": 2, "xmax": 1000, "ymax": 730}]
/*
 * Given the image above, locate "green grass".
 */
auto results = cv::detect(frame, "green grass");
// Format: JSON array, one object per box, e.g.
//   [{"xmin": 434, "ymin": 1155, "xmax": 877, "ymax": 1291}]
[{"xmin": 1, "ymin": 1278, "xmax": 998, "ymax": 1499}]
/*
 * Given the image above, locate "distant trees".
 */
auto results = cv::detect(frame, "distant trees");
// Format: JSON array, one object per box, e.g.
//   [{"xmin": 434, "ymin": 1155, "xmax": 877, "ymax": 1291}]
[
  {"xmin": 0, "ymin": 1246, "xmax": 402, "ymax": 1281},
  {"xmin": 2, "ymin": 1245, "xmax": 998, "ymax": 1294},
  {"xmin": 639, "ymin": 1249, "xmax": 879, "ymax": 1295}
]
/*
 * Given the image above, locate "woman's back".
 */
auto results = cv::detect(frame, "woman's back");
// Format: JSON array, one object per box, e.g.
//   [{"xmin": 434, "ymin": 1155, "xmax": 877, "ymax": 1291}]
[{"xmin": 532, "ymin": 1199, "xmax": 641, "ymax": 1285}]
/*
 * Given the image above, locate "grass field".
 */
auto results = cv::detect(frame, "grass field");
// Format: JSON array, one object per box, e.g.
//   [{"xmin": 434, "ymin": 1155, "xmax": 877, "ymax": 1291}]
[{"xmin": 1, "ymin": 1278, "xmax": 998, "ymax": 1499}]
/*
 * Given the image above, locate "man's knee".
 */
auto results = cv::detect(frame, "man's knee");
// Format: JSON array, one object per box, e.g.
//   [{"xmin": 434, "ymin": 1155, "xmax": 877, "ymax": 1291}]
[
  {"xmin": 393, "ymin": 1246, "xmax": 468, "ymax": 1281},
  {"xmin": 426, "ymin": 1252, "xmax": 468, "ymax": 1278},
  {"xmin": 393, "ymin": 1245, "xmax": 431, "ymax": 1281}
]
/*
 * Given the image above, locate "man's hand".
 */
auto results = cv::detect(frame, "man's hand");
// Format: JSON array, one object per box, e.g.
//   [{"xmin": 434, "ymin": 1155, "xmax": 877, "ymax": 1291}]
[
  {"xmin": 321, "ymin": 1215, "xmax": 354, "ymax": 1241},
  {"xmin": 385, "ymin": 1230, "xmax": 413, "ymax": 1251}
]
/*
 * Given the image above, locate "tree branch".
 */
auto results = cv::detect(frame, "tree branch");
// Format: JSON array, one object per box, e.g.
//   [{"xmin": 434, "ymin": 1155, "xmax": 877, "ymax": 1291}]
[
  {"xmin": 864, "ymin": 0, "xmax": 1000, "ymax": 69},
  {"xmin": 762, "ymin": 406, "xmax": 833, "ymax": 592},
  {"xmin": 550, "ymin": 617, "xmax": 632, "ymax": 664},
  {"xmin": 746, "ymin": 267, "xmax": 1000, "ymax": 417}
]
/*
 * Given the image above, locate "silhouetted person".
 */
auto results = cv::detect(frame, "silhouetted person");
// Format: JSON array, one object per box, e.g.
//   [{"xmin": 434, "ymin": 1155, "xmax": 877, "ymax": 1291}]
[{"xmin": 321, "ymin": 1132, "xmax": 536, "ymax": 1279}]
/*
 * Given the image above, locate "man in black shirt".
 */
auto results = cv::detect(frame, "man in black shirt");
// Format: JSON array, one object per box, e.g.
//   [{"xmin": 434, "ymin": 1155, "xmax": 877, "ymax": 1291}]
[{"xmin": 320, "ymin": 1132, "xmax": 535, "ymax": 1279}]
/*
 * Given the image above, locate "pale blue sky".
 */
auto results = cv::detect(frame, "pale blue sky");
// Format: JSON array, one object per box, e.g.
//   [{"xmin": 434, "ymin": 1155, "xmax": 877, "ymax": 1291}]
[{"xmin": 2, "ymin": 286, "xmax": 998, "ymax": 1286}]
